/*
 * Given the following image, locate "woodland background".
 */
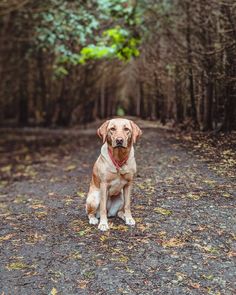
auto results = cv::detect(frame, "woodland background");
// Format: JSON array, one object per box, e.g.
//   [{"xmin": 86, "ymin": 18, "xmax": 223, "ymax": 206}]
[
  {"xmin": 1, "ymin": 2, "xmax": 236, "ymax": 293},
  {"xmin": 0, "ymin": 0, "xmax": 236, "ymax": 131}
]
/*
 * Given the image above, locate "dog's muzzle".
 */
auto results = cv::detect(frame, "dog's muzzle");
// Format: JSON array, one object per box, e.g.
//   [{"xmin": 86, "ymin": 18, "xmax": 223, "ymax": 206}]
[{"xmin": 115, "ymin": 138, "xmax": 124, "ymax": 147}]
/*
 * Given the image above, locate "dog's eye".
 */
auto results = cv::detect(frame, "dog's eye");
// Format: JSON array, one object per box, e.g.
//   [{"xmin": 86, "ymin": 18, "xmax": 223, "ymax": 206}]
[
  {"xmin": 124, "ymin": 127, "xmax": 130, "ymax": 132},
  {"xmin": 110, "ymin": 127, "xmax": 116, "ymax": 132}
]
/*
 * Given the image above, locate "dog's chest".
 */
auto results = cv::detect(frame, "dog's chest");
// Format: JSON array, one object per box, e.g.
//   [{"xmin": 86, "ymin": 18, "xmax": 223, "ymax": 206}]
[{"xmin": 108, "ymin": 175, "xmax": 129, "ymax": 196}]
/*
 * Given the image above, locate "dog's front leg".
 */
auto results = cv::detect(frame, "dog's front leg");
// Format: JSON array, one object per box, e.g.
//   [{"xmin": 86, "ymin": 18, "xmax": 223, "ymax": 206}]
[
  {"xmin": 98, "ymin": 182, "xmax": 109, "ymax": 231},
  {"xmin": 123, "ymin": 182, "xmax": 135, "ymax": 226}
]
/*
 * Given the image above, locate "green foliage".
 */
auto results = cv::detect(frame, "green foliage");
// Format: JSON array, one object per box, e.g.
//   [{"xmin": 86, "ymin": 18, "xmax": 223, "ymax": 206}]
[
  {"xmin": 36, "ymin": 6, "xmax": 95, "ymax": 49},
  {"xmin": 116, "ymin": 106, "xmax": 125, "ymax": 116},
  {"xmin": 166, "ymin": 63, "xmax": 176, "ymax": 77},
  {"xmin": 79, "ymin": 26, "xmax": 140, "ymax": 64},
  {"xmin": 79, "ymin": 45, "xmax": 115, "ymax": 64},
  {"xmin": 34, "ymin": 0, "xmax": 143, "ymax": 77}
]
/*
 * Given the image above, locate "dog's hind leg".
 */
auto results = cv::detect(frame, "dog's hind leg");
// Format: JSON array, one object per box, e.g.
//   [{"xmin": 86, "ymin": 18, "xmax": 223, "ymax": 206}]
[{"xmin": 86, "ymin": 189, "xmax": 100, "ymax": 225}]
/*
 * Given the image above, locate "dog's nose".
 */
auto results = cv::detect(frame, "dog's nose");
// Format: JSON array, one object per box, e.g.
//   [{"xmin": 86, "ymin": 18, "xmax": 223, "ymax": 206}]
[{"xmin": 116, "ymin": 138, "xmax": 124, "ymax": 146}]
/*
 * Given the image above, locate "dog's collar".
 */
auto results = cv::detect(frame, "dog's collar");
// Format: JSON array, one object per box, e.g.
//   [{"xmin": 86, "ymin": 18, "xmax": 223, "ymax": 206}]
[{"xmin": 108, "ymin": 147, "xmax": 129, "ymax": 171}]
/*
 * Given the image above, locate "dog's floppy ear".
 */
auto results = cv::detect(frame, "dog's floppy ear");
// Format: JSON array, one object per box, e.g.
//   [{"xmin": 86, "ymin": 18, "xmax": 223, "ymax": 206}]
[
  {"xmin": 130, "ymin": 120, "xmax": 142, "ymax": 144},
  {"xmin": 97, "ymin": 120, "xmax": 110, "ymax": 143}
]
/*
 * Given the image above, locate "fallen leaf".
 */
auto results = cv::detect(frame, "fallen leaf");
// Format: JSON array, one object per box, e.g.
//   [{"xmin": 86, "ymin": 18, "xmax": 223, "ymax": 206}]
[
  {"xmin": 0, "ymin": 165, "xmax": 12, "ymax": 173},
  {"xmin": 111, "ymin": 224, "xmax": 128, "ymax": 231},
  {"xmin": 64, "ymin": 164, "xmax": 76, "ymax": 171},
  {"xmin": 203, "ymin": 179, "xmax": 216, "ymax": 185},
  {"xmin": 201, "ymin": 274, "xmax": 214, "ymax": 280},
  {"xmin": 154, "ymin": 207, "xmax": 172, "ymax": 216},
  {"xmin": 186, "ymin": 193, "xmax": 201, "ymax": 200},
  {"xmin": 34, "ymin": 211, "xmax": 47, "ymax": 219},
  {"xmin": 100, "ymin": 235, "xmax": 108, "ymax": 242},
  {"xmin": 189, "ymin": 282, "xmax": 200, "ymax": 289},
  {"xmin": 111, "ymin": 255, "xmax": 129, "ymax": 263},
  {"xmin": 77, "ymin": 191, "xmax": 86, "ymax": 198},
  {"xmin": 78, "ymin": 280, "xmax": 89, "ymax": 289},
  {"xmin": 222, "ymin": 193, "xmax": 231, "ymax": 198},
  {"xmin": 6, "ymin": 261, "xmax": 30, "ymax": 271},
  {"xmin": 64, "ymin": 197, "xmax": 74, "ymax": 205},
  {"xmin": 126, "ymin": 267, "xmax": 134, "ymax": 273},
  {"xmin": 30, "ymin": 204, "xmax": 46, "ymax": 209},
  {"xmin": 0, "ymin": 233, "xmax": 15, "ymax": 243},
  {"xmin": 162, "ymin": 238, "xmax": 185, "ymax": 248},
  {"xmin": 228, "ymin": 251, "xmax": 236, "ymax": 258},
  {"xmin": 50, "ymin": 288, "xmax": 57, "ymax": 295},
  {"xmin": 25, "ymin": 232, "xmax": 45, "ymax": 244},
  {"xmin": 137, "ymin": 223, "xmax": 150, "ymax": 232},
  {"xmin": 69, "ymin": 251, "xmax": 82, "ymax": 260},
  {"xmin": 13, "ymin": 195, "xmax": 28, "ymax": 204}
]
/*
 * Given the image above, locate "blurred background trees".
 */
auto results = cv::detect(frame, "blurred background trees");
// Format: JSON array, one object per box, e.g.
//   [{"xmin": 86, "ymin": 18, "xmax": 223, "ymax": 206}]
[{"xmin": 0, "ymin": 0, "xmax": 235, "ymax": 130}]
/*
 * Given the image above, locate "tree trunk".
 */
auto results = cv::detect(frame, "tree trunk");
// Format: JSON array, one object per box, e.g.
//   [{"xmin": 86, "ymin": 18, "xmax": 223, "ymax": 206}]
[
  {"xmin": 18, "ymin": 44, "xmax": 29, "ymax": 126},
  {"xmin": 174, "ymin": 65, "xmax": 184, "ymax": 124},
  {"xmin": 221, "ymin": 47, "xmax": 236, "ymax": 131},
  {"xmin": 140, "ymin": 82, "xmax": 145, "ymax": 118},
  {"xmin": 37, "ymin": 49, "xmax": 47, "ymax": 123},
  {"xmin": 136, "ymin": 81, "xmax": 141, "ymax": 117},
  {"xmin": 154, "ymin": 72, "xmax": 161, "ymax": 120},
  {"xmin": 186, "ymin": 2, "xmax": 198, "ymax": 128},
  {"xmin": 203, "ymin": 78, "xmax": 213, "ymax": 130},
  {"xmin": 100, "ymin": 74, "xmax": 105, "ymax": 118}
]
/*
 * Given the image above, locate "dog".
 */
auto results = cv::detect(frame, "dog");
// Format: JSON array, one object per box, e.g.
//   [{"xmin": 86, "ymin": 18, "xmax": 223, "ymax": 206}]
[{"xmin": 85, "ymin": 118, "xmax": 142, "ymax": 231}]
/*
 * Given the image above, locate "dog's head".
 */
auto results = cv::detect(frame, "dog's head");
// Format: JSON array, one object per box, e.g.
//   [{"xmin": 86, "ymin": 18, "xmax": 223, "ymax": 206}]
[{"xmin": 97, "ymin": 118, "xmax": 142, "ymax": 148}]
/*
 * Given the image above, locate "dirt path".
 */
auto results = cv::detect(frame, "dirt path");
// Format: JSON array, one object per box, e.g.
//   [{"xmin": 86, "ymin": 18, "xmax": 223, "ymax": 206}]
[{"xmin": 0, "ymin": 126, "xmax": 235, "ymax": 295}]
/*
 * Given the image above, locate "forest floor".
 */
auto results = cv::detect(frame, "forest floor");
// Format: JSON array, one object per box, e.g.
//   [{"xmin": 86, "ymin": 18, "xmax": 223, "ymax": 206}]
[{"xmin": 0, "ymin": 121, "xmax": 235, "ymax": 295}]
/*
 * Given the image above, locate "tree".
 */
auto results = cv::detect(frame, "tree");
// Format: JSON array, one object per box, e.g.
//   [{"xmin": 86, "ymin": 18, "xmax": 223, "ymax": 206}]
[{"xmin": 0, "ymin": 0, "xmax": 235, "ymax": 130}]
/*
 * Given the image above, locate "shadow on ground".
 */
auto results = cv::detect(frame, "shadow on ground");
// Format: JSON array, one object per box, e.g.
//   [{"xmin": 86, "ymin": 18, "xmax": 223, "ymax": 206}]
[{"xmin": 0, "ymin": 125, "xmax": 235, "ymax": 294}]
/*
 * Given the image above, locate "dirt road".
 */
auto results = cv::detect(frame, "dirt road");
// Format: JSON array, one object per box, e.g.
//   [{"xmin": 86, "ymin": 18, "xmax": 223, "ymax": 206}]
[{"xmin": 0, "ymin": 125, "xmax": 235, "ymax": 294}]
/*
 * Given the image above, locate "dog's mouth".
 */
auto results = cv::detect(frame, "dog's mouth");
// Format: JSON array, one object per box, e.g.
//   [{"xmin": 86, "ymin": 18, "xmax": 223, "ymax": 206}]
[{"xmin": 114, "ymin": 144, "xmax": 125, "ymax": 148}]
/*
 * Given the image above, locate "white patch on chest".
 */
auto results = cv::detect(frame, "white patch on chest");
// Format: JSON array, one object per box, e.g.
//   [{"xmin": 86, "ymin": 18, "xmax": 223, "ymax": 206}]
[{"xmin": 108, "ymin": 176, "xmax": 128, "ymax": 196}]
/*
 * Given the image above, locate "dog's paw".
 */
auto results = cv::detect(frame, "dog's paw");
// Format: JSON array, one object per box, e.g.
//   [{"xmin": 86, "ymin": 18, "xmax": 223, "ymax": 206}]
[
  {"xmin": 117, "ymin": 211, "xmax": 125, "ymax": 221},
  {"xmin": 89, "ymin": 216, "xmax": 98, "ymax": 225},
  {"xmin": 98, "ymin": 221, "xmax": 109, "ymax": 231},
  {"xmin": 125, "ymin": 217, "xmax": 135, "ymax": 226}
]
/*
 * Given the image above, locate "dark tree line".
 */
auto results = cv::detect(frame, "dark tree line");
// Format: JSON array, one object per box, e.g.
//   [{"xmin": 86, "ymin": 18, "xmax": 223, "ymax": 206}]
[{"xmin": 0, "ymin": 0, "xmax": 235, "ymax": 130}]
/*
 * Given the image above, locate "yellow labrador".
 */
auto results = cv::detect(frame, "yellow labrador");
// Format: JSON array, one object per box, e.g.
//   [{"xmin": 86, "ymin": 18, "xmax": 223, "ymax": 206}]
[{"xmin": 86, "ymin": 118, "xmax": 142, "ymax": 231}]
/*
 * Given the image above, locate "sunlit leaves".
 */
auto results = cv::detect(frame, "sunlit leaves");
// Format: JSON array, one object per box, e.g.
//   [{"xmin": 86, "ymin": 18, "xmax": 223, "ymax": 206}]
[
  {"xmin": 79, "ymin": 27, "xmax": 140, "ymax": 63},
  {"xmin": 79, "ymin": 45, "xmax": 115, "ymax": 64}
]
